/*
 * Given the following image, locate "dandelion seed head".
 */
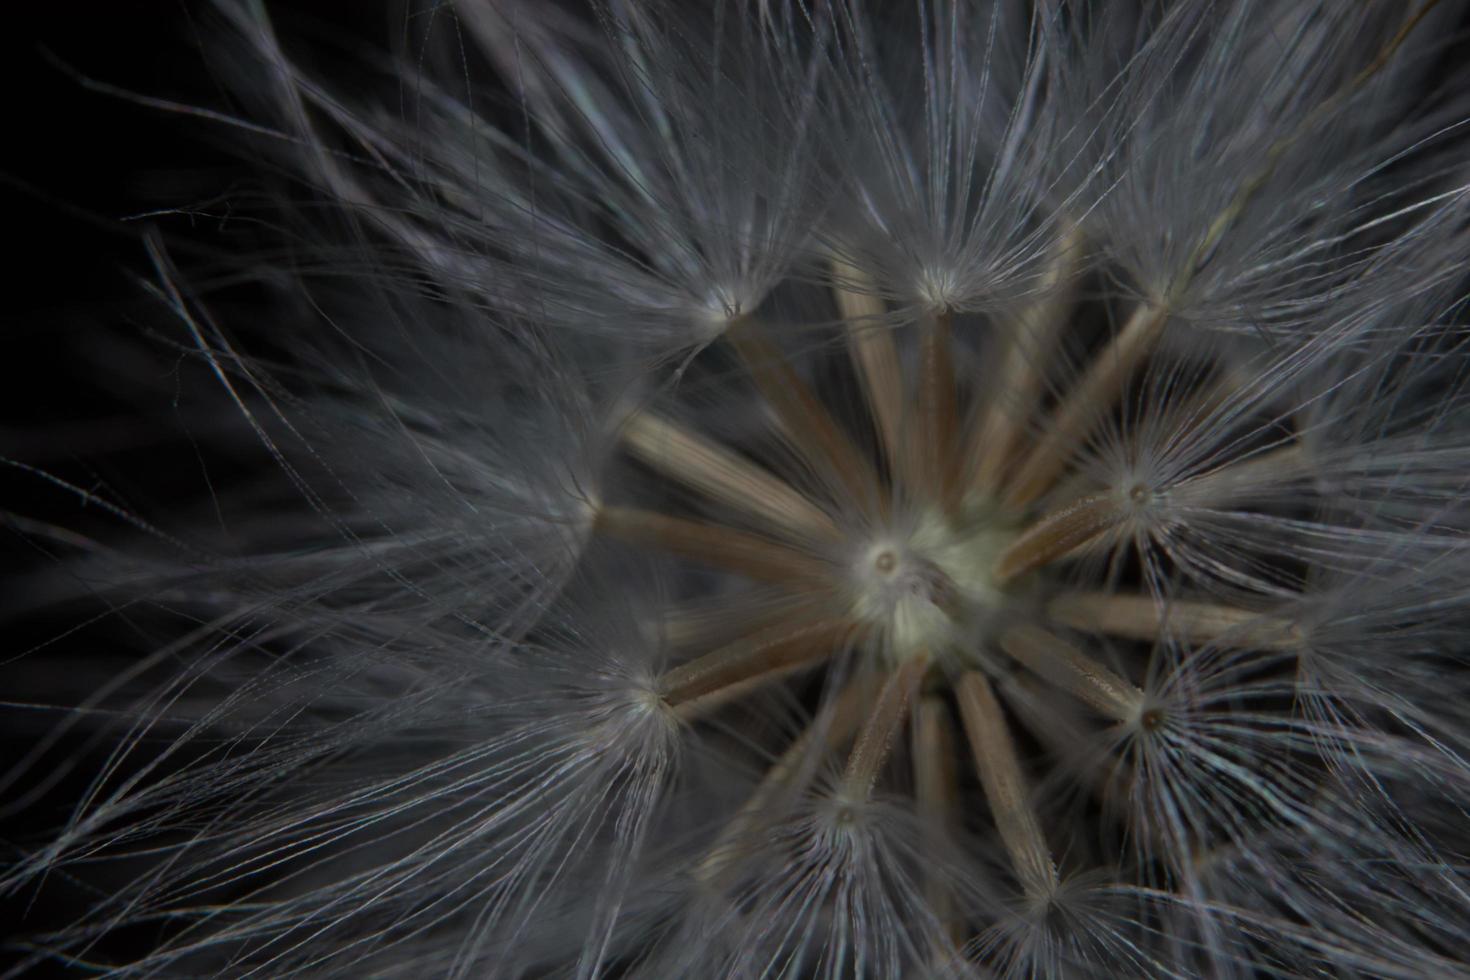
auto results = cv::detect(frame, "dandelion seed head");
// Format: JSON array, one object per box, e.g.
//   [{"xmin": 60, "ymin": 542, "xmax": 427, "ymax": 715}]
[{"xmin": 10, "ymin": 0, "xmax": 1470, "ymax": 977}]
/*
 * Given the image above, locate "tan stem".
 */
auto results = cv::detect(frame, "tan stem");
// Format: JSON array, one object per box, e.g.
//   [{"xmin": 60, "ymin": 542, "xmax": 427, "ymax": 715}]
[
  {"xmin": 969, "ymin": 222, "xmax": 1082, "ymax": 495},
  {"xmin": 913, "ymin": 696, "xmax": 959, "ymax": 826},
  {"xmin": 724, "ymin": 317, "xmax": 879, "ymax": 511},
  {"xmin": 595, "ymin": 507, "xmax": 832, "ymax": 586},
  {"xmin": 993, "ymin": 492, "xmax": 1126, "ymax": 584},
  {"xmin": 912, "ymin": 696, "xmax": 963, "ymax": 949},
  {"xmin": 621, "ymin": 413, "xmax": 838, "ymax": 541},
  {"xmin": 671, "ymin": 658, "xmax": 818, "ymax": 721},
  {"xmin": 916, "ymin": 310, "xmax": 960, "ymax": 510},
  {"xmin": 997, "ymin": 624, "xmax": 1144, "ymax": 723},
  {"xmin": 999, "ymin": 671, "xmax": 1127, "ymax": 825},
  {"xmin": 1002, "ymin": 303, "xmax": 1168, "ymax": 509},
  {"xmin": 956, "ymin": 671, "xmax": 1058, "ymax": 899},
  {"xmin": 662, "ymin": 605, "xmax": 731, "ymax": 651},
  {"xmin": 998, "ymin": 671, "xmax": 1092, "ymax": 760},
  {"xmin": 1173, "ymin": 443, "xmax": 1307, "ymax": 508},
  {"xmin": 660, "ymin": 600, "xmax": 797, "ymax": 651},
  {"xmin": 695, "ymin": 675, "xmax": 875, "ymax": 883},
  {"xmin": 833, "ymin": 258, "xmax": 905, "ymax": 476},
  {"xmin": 841, "ymin": 652, "xmax": 931, "ymax": 798},
  {"xmin": 660, "ymin": 615, "xmax": 855, "ymax": 711},
  {"xmin": 1046, "ymin": 592, "xmax": 1301, "ymax": 649}
]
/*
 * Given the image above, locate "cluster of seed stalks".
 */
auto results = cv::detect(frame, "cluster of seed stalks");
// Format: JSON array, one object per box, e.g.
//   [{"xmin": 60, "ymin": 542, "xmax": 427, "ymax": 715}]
[{"xmin": 587, "ymin": 233, "xmax": 1303, "ymax": 924}]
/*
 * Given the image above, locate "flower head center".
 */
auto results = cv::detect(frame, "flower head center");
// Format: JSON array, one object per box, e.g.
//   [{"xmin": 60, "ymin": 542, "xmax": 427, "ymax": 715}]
[{"xmin": 851, "ymin": 508, "xmax": 1017, "ymax": 662}]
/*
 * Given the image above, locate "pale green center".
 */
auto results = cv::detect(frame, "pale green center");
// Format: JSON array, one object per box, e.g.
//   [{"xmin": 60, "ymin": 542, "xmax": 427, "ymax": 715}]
[{"xmin": 850, "ymin": 503, "xmax": 1018, "ymax": 662}]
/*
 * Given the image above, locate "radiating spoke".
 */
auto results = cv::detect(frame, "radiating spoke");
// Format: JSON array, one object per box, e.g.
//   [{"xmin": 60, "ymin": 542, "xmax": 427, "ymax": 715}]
[
  {"xmin": 660, "ymin": 614, "xmax": 858, "ymax": 713},
  {"xmin": 913, "ymin": 695, "xmax": 964, "ymax": 951},
  {"xmin": 1047, "ymin": 592, "xmax": 1301, "ymax": 649},
  {"xmin": 957, "ymin": 671, "xmax": 1059, "ymax": 901},
  {"xmin": 996, "ymin": 624, "xmax": 1144, "ymax": 723},
  {"xmin": 621, "ymin": 412, "xmax": 839, "ymax": 541},
  {"xmin": 968, "ymin": 222, "xmax": 1081, "ymax": 496},
  {"xmin": 596, "ymin": 507, "xmax": 833, "ymax": 586},
  {"xmin": 833, "ymin": 258, "xmax": 906, "ymax": 477},
  {"xmin": 994, "ymin": 492, "xmax": 1128, "ymax": 584},
  {"xmin": 841, "ymin": 651, "xmax": 931, "ymax": 798},
  {"xmin": 724, "ymin": 317, "xmax": 881, "ymax": 512},
  {"xmin": 1173, "ymin": 443, "xmax": 1308, "ymax": 507},
  {"xmin": 660, "ymin": 600, "xmax": 801, "ymax": 651},
  {"xmin": 1002, "ymin": 303, "xmax": 1169, "ymax": 509},
  {"xmin": 997, "ymin": 671, "xmax": 1093, "ymax": 760},
  {"xmin": 694, "ymin": 674, "xmax": 876, "ymax": 883},
  {"xmin": 915, "ymin": 311, "xmax": 960, "ymax": 510}
]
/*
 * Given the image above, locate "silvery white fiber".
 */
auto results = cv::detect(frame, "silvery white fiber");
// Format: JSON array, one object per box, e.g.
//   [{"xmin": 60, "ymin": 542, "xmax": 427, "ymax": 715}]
[{"xmin": 7, "ymin": 0, "xmax": 1470, "ymax": 976}]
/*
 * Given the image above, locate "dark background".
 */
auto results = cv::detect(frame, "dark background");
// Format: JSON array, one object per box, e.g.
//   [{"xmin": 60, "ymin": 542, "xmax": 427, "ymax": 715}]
[
  {"xmin": 3, "ymin": 1, "xmax": 380, "ymax": 456},
  {"xmin": 1, "ymin": 5, "xmax": 388, "ymax": 972}
]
